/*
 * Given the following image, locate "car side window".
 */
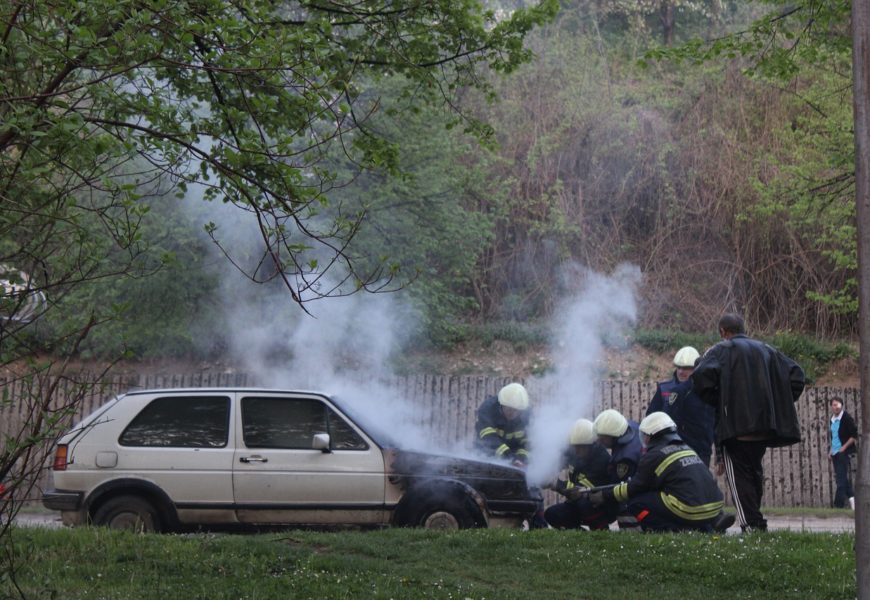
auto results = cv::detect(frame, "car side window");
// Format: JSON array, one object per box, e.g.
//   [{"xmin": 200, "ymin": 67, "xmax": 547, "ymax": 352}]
[
  {"xmin": 242, "ymin": 397, "xmax": 368, "ymax": 450},
  {"xmin": 242, "ymin": 396, "xmax": 329, "ymax": 449},
  {"xmin": 119, "ymin": 396, "xmax": 230, "ymax": 448},
  {"xmin": 327, "ymin": 408, "xmax": 369, "ymax": 450}
]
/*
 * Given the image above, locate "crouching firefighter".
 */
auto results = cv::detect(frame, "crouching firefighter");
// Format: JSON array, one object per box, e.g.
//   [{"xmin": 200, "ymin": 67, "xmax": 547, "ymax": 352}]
[
  {"xmin": 587, "ymin": 412, "xmax": 735, "ymax": 533},
  {"xmin": 592, "ymin": 409, "xmax": 643, "ymax": 529},
  {"xmin": 544, "ymin": 418, "xmax": 613, "ymax": 530}
]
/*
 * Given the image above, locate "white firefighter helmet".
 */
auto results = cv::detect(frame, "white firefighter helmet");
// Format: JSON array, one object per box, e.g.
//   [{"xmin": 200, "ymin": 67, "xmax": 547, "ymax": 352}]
[
  {"xmin": 497, "ymin": 383, "xmax": 529, "ymax": 411},
  {"xmin": 673, "ymin": 346, "xmax": 700, "ymax": 368},
  {"xmin": 569, "ymin": 418, "xmax": 596, "ymax": 445},
  {"xmin": 593, "ymin": 409, "xmax": 628, "ymax": 438},
  {"xmin": 640, "ymin": 411, "xmax": 677, "ymax": 436}
]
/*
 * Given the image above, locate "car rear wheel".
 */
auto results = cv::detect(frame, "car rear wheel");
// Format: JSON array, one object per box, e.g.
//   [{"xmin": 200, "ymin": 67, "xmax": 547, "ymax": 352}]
[{"xmin": 92, "ymin": 495, "xmax": 161, "ymax": 533}]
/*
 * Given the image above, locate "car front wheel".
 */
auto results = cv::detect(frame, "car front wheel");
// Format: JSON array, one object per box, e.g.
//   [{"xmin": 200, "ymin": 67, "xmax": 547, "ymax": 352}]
[
  {"xmin": 412, "ymin": 495, "xmax": 481, "ymax": 530},
  {"xmin": 92, "ymin": 495, "xmax": 161, "ymax": 533}
]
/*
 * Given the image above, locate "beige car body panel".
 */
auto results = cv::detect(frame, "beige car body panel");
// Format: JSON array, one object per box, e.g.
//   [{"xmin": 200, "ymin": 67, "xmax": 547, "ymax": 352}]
[
  {"xmin": 53, "ymin": 392, "xmax": 236, "ymax": 512},
  {"xmin": 231, "ymin": 391, "xmax": 390, "ymax": 525}
]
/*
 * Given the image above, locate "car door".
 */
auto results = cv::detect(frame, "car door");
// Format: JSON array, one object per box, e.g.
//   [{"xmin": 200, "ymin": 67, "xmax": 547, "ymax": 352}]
[
  {"xmin": 114, "ymin": 393, "xmax": 236, "ymax": 522},
  {"xmin": 232, "ymin": 392, "xmax": 387, "ymax": 525}
]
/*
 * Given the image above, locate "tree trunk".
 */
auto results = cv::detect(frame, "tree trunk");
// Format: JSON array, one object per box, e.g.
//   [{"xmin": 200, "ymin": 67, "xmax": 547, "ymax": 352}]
[
  {"xmin": 852, "ymin": 0, "xmax": 870, "ymax": 597},
  {"xmin": 660, "ymin": 1, "xmax": 675, "ymax": 47}
]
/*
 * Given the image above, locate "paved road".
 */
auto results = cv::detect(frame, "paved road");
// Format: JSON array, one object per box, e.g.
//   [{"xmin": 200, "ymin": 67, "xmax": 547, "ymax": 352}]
[
  {"xmin": 11, "ymin": 512, "xmax": 64, "ymax": 529},
  {"xmin": 10, "ymin": 511, "xmax": 857, "ymax": 533},
  {"xmin": 749, "ymin": 514, "xmax": 855, "ymax": 533}
]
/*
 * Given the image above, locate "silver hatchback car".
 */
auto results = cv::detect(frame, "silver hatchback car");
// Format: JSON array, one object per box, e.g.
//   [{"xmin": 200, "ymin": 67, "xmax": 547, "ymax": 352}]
[{"xmin": 43, "ymin": 388, "xmax": 539, "ymax": 532}]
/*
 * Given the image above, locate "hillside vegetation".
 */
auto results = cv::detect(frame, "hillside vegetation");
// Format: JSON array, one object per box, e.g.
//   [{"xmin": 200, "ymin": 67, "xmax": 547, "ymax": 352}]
[{"xmin": 2, "ymin": 2, "xmax": 857, "ymax": 365}]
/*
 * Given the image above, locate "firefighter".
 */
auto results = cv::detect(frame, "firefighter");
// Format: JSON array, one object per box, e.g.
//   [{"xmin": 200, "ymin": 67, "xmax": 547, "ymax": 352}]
[
  {"xmin": 474, "ymin": 382, "xmax": 530, "ymax": 466},
  {"xmin": 593, "ymin": 409, "xmax": 642, "ymax": 482},
  {"xmin": 646, "ymin": 346, "xmax": 716, "ymax": 466},
  {"xmin": 544, "ymin": 418, "xmax": 613, "ymax": 530},
  {"xmin": 589, "ymin": 412, "xmax": 735, "ymax": 533},
  {"xmin": 591, "ymin": 408, "xmax": 644, "ymax": 529}
]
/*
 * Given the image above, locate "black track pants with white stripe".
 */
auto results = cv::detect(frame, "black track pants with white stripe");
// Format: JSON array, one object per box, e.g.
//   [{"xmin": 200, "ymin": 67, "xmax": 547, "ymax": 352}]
[{"xmin": 722, "ymin": 439, "xmax": 768, "ymax": 530}]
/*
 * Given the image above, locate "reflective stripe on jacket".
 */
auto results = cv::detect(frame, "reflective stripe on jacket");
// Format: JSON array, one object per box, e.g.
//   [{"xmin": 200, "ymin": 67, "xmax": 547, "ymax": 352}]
[
  {"xmin": 474, "ymin": 395, "xmax": 529, "ymax": 460},
  {"xmin": 607, "ymin": 432, "xmax": 724, "ymax": 521}
]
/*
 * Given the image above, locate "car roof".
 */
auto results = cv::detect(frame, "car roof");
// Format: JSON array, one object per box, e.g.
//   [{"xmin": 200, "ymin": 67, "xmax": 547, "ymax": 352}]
[
  {"xmin": 120, "ymin": 387, "xmax": 333, "ymax": 397},
  {"xmin": 113, "ymin": 388, "xmax": 389, "ymax": 447}
]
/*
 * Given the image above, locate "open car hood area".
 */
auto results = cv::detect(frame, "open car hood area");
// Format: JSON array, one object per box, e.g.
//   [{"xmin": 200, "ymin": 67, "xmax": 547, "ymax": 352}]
[{"xmin": 384, "ymin": 448, "xmax": 539, "ymax": 503}]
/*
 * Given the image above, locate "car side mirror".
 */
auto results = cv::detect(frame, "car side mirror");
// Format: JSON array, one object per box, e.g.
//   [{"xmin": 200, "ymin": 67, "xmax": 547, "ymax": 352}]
[{"xmin": 312, "ymin": 432, "xmax": 331, "ymax": 453}]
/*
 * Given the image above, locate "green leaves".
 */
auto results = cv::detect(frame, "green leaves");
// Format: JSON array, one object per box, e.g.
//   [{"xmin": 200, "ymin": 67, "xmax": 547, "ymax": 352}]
[{"xmin": 1, "ymin": 0, "xmax": 553, "ymax": 311}]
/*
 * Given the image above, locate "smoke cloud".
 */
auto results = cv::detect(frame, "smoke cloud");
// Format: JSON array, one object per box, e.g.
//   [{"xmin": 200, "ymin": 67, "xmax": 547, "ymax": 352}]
[
  {"xmin": 183, "ymin": 196, "xmax": 641, "ymax": 472},
  {"xmin": 525, "ymin": 263, "xmax": 641, "ymax": 486},
  {"xmin": 185, "ymin": 198, "xmax": 445, "ymax": 451}
]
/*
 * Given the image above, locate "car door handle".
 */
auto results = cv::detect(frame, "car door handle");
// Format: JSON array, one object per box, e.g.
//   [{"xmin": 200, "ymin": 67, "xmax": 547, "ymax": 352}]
[{"xmin": 239, "ymin": 455, "xmax": 268, "ymax": 463}]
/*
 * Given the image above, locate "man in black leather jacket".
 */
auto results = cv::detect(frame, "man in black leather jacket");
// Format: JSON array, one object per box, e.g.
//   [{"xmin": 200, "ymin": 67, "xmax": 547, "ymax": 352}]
[{"xmin": 691, "ymin": 313, "xmax": 805, "ymax": 532}]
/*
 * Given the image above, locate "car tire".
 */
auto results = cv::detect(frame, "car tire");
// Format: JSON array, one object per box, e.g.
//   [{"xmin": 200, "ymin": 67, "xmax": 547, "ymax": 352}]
[
  {"xmin": 411, "ymin": 494, "xmax": 481, "ymax": 530},
  {"xmin": 92, "ymin": 495, "xmax": 161, "ymax": 533}
]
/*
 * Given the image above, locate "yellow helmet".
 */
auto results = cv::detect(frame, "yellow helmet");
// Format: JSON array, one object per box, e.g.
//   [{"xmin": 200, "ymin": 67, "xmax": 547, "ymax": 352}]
[
  {"xmin": 640, "ymin": 411, "xmax": 677, "ymax": 436},
  {"xmin": 497, "ymin": 383, "xmax": 529, "ymax": 411},
  {"xmin": 673, "ymin": 346, "xmax": 700, "ymax": 368},
  {"xmin": 569, "ymin": 418, "xmax": 596, "ymax": 445},
  {"xmin": 593, "ymin": 409, "xmax": 628, "ymax": 438}
]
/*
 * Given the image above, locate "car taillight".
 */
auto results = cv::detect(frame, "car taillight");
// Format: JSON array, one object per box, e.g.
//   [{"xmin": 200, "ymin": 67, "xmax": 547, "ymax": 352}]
[{"xmin": 52, "ymin": 444, "xmax": 69, "ymax": 471}]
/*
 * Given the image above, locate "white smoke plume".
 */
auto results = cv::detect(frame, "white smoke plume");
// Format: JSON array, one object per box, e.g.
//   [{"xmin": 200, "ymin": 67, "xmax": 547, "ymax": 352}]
[
  {"xmin": 184, "ymin": 197, "xmax": 641, "ymax": 468},
  {"xmin": 186, "ymin": 198, "xmax": 451, "ymax": 452},
  {"xmin": 525, "ymin": 263, "xmax": 641, "ymax": 486}
]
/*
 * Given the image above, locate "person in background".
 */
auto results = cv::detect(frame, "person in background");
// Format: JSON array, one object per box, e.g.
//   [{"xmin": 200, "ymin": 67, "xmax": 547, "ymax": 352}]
[
  {"xmin": 829, "ymin": 396, "xmax": 857, "ymax": 510},
  {"xmin": 647, "ymin": 346, "xmax": 716, "ymax": 466},
  {"xmin": 544, "ymin": 418, "xmax": 613, "ymax": 530},
  {"xmin": 474, "ymin": 382, "xmax": 531, "ymax": 466},
  {"xmin": 590, "ymin": 412, "xmax": 735, "ymax": 533},
  {"xmin": 691, "ymin": 313, "xmax": 805, "ymax": 532}
]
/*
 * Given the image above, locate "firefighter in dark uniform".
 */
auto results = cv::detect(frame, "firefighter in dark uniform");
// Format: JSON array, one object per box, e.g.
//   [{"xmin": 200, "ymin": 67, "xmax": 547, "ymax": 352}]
[
  {"xmin": 647, "ymin": 346, "xmax": 716, "ymax": 466},
  {"xmin": 591, "ymin": 409, "xmax": 643, "ymax": 529},
  {"xmin": 544, "ymin": 418, "xmax": 613, "ymax": 529},
  {"xmin": 475, "ymin": 382, "xmax": 547, "ymax": 528},
  {"xmin": 593, "ymin": 409, "xmax": 642, "ymax": 483},
  {"xmin": 475, "ymin": 382, "xmax": 530, "ymax": 466},
  {"xmin": 589, "ymin": 412, "xmax": 735, "ymax": 533}
]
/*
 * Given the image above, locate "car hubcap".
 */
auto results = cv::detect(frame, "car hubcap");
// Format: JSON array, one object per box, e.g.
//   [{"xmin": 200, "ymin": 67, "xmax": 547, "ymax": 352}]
[
  {"xmin": 109, "ymin": 511, "xmax": 149, "ymax": 531},
  {"xmin": 423, "ymin": 511, "xmax": 459, "ymax": 530}
]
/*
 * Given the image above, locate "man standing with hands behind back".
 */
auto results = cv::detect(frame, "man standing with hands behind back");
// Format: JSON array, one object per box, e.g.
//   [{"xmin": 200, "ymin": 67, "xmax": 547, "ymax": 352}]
[{"xmin": 691, "ymin": 313, "xmax": 806, "ymax": 533}]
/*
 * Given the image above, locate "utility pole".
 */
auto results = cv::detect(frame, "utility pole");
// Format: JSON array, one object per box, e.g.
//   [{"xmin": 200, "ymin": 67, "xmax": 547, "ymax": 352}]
[{"xmin": 852, "ymin": 0, "xmax": 870, "ymax": 597}]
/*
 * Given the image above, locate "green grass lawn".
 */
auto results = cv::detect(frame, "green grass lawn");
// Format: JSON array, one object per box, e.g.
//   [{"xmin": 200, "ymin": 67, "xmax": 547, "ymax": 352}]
[{"xmin": 1, "ymin": 526, "xmax": 856, "ymax": 599}]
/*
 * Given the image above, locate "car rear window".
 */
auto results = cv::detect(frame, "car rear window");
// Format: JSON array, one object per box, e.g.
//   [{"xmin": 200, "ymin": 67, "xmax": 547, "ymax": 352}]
[
  {"xmin": 119, "ymin": 396, "xmax": 230, "ymax": 448},
  {"xmin": 242, "ymin": 396, "xmax": 368, "ymax": 450}
]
